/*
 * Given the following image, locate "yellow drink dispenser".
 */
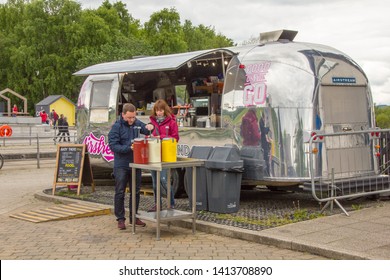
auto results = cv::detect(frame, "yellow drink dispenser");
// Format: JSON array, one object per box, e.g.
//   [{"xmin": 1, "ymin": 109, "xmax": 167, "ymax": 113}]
[{"xmin": 161, "ymin": 137, "xmax": 177, "ymax": 162}]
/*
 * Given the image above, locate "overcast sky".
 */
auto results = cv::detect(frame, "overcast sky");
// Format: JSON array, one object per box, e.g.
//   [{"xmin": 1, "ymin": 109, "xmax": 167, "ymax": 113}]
[{"xmin": 2, "ymin": 0, "xmax": 389, "ymax": 104}]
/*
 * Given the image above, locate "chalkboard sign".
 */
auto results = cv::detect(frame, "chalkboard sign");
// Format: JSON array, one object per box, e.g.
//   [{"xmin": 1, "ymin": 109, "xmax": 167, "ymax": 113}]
[
  {"xmin": 52, "ymin": 144, "xmax": 95, "ymax": 196},
  {"xmin": 57, "ymin": 145, "xmax": 83, "ymax": 182}
]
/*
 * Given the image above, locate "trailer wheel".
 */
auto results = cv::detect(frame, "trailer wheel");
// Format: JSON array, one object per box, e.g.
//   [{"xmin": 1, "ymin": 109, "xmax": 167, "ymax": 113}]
[
  {"xmin": 241, "ymin": 185, "xmax": 256, "ymax": 190},
  {"xmin": 267, "ymin": 186, "xmax": 279, "ymax": 191},
  {"xmin": 267, "ymin": 186, "xmax": 294, "ymax": 193}
]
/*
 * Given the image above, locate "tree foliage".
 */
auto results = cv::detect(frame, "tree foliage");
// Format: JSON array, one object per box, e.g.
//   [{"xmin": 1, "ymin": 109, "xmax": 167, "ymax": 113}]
[
  {"xmin": 183, "ymin": 20, "xmax": 234, "ymax": 51},
  {"xmin": 144, "ymin": 7, "xmax": 187, "ymax": 55},
  {"xmin": 0, "ymin": 0, "xmax": 234, "ymax": 114},
  {"xmin": 375, "ymin": 106, "xmax": 390, "ymax": 128}
]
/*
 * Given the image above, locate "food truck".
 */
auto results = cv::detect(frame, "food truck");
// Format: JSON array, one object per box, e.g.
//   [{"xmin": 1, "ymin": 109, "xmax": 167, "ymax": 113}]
[{"xmin": 74, "ymin": 30, "xmax": 377, "ymax": 195}]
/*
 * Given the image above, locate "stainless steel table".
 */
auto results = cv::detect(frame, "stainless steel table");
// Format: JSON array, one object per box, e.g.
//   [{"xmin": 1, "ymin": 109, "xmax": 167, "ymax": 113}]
[{"xmin": 130, "ymin": 157, "xmax": 204, "ymax": 240}]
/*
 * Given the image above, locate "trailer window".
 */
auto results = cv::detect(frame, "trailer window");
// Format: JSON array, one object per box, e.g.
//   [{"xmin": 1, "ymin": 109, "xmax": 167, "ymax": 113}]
[
  {"xmin": 175, "ymin": 85, "xmax": 187, "ymax": 104},
  {"xmin": 90, "ymin": 80, "xmax": 112, "ymax": 123},
  {"xmin": 223, "ymin": 56, "xmax": 246, "ymax": 110},
  {"xmin": 91, "ymin": 81, "xmax": 112, "ymax": 107}
]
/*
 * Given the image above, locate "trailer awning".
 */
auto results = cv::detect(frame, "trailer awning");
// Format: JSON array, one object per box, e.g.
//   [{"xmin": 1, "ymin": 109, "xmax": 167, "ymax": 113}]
[{"xmin": 73, "ymin": 48, "xmax": 236, "ymax": 76}]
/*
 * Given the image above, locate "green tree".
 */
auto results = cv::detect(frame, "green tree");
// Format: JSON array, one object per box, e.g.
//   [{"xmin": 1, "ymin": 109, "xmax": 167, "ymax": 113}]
[
  {"xmin": 99, "ymin": 0, "xmax": 142, "ymax": 37},
  {"xmin": 0, "ymin": 0, "xmax": 234, "ymax": 113},
  {"xmin": 183, "ymin": 20, "xmax": 234, "ymax": 51},
  {"xmin": 375, "ymin": 106, "xmax": 390, "ymax": 128},
  {"xmin": 144, "ymin": 7, "xmax": 187, "ymax": 55},
  {"xmin": 1, "ymin": 0, "xmax": 86, "ymax": 108},
  {"xmin": 0, "ymin": 0, "xmax": 153, "ymax": 107}
]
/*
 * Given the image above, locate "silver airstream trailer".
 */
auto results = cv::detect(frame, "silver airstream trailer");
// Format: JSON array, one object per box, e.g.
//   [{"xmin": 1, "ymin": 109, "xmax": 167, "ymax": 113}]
[{"xmin": 74, "ymin": 30, "xmax": 376, "ymax": 195}]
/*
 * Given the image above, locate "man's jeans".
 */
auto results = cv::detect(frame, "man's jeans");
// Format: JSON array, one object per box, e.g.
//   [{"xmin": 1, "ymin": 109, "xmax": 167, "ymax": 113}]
[
  {"xmin": 114, "ymin": 167, "xmax": 141, "ymax": 221},
  {"xmin": 151, "ymin": 169, "xmax": 175, "ymax": 207}
]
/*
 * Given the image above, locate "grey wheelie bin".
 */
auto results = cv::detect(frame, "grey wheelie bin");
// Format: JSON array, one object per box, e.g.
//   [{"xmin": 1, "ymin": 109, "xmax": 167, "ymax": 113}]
[
  {"xmin": 240, "ymin": 146, "xmax": 265, "ymax": 181},
  {"xmin": 205, "ymin": 146, "xmax": 243, "ymax": 213},
  {"xmin": 185, "ymin": 146, "xmax": 214, "ymax": 211}
]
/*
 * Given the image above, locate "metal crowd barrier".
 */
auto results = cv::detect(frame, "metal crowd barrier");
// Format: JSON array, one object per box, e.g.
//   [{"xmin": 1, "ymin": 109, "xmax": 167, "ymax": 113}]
[
  {"xmin": 308, "ymin": 129, "xmax": 390, "ymax": 216},
  {"xmin": 0, "ymin": 124, "xmax": 77, "ymax": 169}
]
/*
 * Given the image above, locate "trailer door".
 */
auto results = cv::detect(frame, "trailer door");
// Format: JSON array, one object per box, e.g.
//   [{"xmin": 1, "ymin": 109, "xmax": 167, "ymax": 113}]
[{"xmin": 321, "ymin": 86, "xmax": 372, "ymax": 178}]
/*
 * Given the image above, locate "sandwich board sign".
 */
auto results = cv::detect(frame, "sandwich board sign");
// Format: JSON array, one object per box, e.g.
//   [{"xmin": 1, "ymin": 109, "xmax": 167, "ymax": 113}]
[{"xmin": 52, "ymin": 144, "xmax": 95, "ymax": 196}]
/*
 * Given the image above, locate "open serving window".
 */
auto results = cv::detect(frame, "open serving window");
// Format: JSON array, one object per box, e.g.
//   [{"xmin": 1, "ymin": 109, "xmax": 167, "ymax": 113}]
[{"xmin": 75, "ymin": 48, "xmax": 236, "ymax": 128}]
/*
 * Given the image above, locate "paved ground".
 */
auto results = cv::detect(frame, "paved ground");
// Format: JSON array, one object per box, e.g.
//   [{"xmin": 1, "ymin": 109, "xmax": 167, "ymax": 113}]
[
  {"xmin": 1, "ymin": 138, "xmax": 390, "ymax": 260},
  {"xmin": 0, "ymin": 161, "xmax": 326, "ymax": 260}
]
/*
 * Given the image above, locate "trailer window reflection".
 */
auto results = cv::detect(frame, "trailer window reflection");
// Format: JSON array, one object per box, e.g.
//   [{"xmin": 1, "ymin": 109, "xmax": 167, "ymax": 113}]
[
  {"xmin": 90, "ymin": 80, "xmax": 112, "ymax": 123},
  {"xmin": 91, "ymin": 81, "xmax": 112, "ymax": 107},
  {"xmin": 223, "ymin": 56, "xmax": 246, "ymax": 110}
]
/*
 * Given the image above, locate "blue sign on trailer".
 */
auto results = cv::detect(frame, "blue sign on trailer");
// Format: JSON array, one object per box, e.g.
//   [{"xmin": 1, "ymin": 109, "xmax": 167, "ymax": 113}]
[{"xmin": 332, "ymin": 77, "xmax": 356, "ymax": 84}]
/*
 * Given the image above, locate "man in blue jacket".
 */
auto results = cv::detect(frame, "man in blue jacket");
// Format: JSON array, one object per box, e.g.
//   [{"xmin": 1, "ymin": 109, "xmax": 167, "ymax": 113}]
[{"xmin": 108, "ymin": 103, "xmax": 154, "ymax": 230}]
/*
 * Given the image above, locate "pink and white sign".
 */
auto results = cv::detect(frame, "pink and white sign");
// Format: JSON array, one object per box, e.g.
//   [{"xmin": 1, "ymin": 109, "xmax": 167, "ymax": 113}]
[
  {"xmin": 83, "ymin": 132, "xmax": 114, "ymax": 162},
  {"xmin": 243, "ymin": 62, "xmax": 271, "ymax": 107}
]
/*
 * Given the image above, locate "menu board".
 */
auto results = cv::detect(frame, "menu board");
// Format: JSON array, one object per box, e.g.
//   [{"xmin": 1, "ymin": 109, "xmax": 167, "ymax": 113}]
[
  {"xmin": 52, "ymin": 144, "xmax": 95, "ymax": 196},
  {"xmin": 56, "ymin": 146, "xmax": 83, "ymax": 183}
]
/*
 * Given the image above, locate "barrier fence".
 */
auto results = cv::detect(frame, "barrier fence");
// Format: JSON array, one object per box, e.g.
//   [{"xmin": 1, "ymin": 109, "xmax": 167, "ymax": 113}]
[
  {"xmin": 309, "ymin": 129, "xmax": 390, "ymax": 216},
  {"xmin": 0, "ymin": 124, "xmax": 77, "ymax": 169}
]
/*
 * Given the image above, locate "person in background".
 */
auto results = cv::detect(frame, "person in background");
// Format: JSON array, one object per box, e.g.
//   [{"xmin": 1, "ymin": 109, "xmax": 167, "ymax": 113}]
[
  {"xmin": 259, "ymin": 111, "xmax": 272, "ymax": 175},
  {"xmin": 53, "ymin": 114, "xmax": 64, "ymax": 142},
  {"xmin": 240, "ymin": 109, "xmax": 261, "ymax": 146},
  {"xmin": 51, "ymin": 109, "xmax": 59, "ymax": 129},
  {"xmin": 108, "ymin": 103, "xmax": 154, "ymax": 230},
  {"xmin": 58, "ymin": 116, "xmax": 70, "ymax": 142},
  {"xmin": 148, "ymin": 99, "xmax": 179, "ymax": 212},
  {"xmin": 49, "ymin": 110, "xmax": 53, "ymax": 125},
  {"xmin": 12, "ymin": 104, "xmax": 18, "ymax": 117},
  {"xmin": 39, "ymin": 110, "xmax": 48, "ymax": 124}
]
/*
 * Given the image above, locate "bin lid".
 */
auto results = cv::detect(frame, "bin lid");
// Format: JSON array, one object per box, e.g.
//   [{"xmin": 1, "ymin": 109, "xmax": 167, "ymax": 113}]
[
  {"xmin": 208, "ymin": 146, "xmax": 241, "ymax": 162},
  {"xmin": 205, "ymin": 160, "xmax": 243, "ymax": 171},
  {"xmin": 189, "ymin": 146, "xmax": 214, "ymax": 160}
]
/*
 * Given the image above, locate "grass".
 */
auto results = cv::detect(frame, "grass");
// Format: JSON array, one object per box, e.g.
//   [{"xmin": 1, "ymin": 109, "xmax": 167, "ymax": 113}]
[
  {"xmin": 351, "ymin": 204, "xmax": 363, "ymax": 211},
  {"xmin": 213, "ymin": 200, "xmax": 325, "ymax": 228},
  {"xmin": 214, "ymin": 210, "xmax": 324, "ymax": 227},
  {"xmin": 56, "ymin": 189, "xmax": 91, "ymax": 200}
]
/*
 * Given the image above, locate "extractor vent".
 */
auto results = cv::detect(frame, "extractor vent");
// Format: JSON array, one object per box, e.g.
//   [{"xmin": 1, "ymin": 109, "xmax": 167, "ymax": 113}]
[{"xmin": 260, "ymin": 30, "xmax": 298, "ymax": 43}]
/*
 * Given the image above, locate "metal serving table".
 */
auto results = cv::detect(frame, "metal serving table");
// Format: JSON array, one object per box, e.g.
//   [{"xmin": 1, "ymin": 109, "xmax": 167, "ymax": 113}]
[{"xmin": 130, "ymin": 157, "xmax": 204, "ymax": 240}]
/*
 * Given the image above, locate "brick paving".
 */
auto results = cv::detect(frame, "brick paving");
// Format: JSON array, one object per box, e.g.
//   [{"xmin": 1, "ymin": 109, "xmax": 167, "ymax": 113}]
[
  {"xmin": 0, "ymin": 159, "xmax": 325, "ymax": 260},
  {"xmin": 0, "ymin": 198, "xmax": 326, "ymax": 260}
]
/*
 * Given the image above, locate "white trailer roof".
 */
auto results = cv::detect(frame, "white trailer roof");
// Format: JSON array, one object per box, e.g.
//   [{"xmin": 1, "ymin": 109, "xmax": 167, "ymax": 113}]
[{"xmin": 74, "ymin": 48, "xmax": 236, "ymax": 76}]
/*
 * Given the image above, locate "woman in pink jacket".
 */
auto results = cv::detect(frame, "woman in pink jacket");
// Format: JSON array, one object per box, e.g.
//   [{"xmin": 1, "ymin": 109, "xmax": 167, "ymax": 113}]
[{"xmin": 148, "ymin": 99, "xmax": 179, "ymax": 211}]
